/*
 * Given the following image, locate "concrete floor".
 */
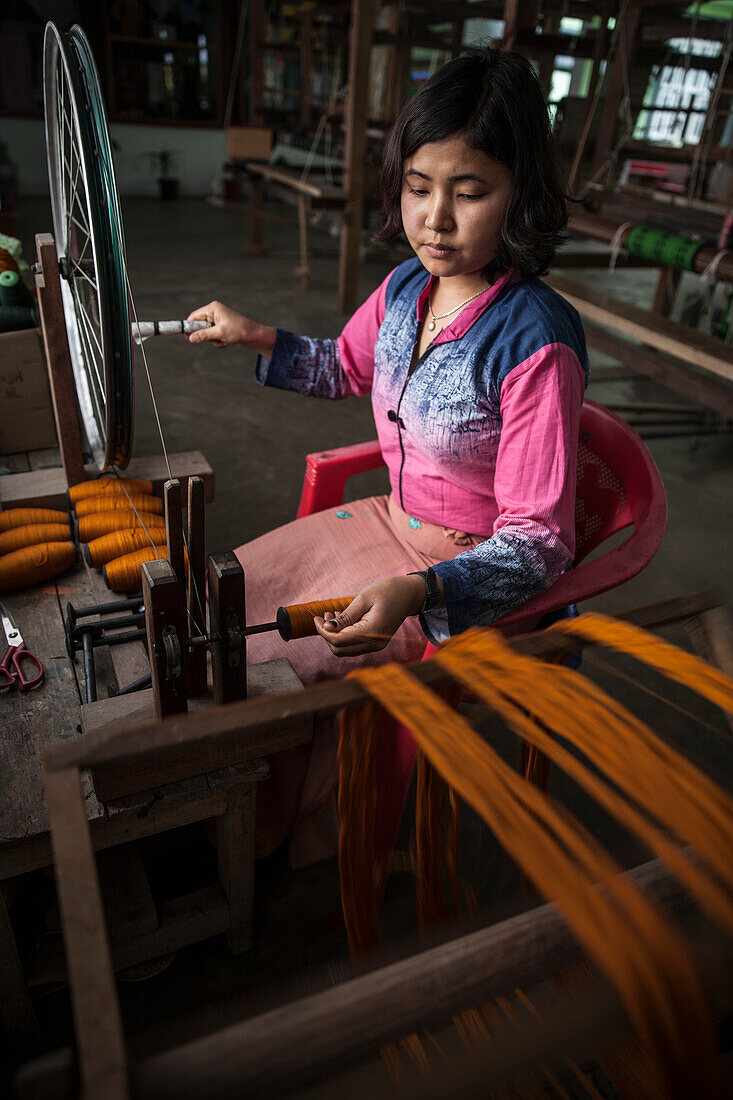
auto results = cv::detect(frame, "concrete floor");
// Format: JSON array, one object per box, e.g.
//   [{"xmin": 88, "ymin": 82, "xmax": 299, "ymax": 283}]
[{"xmin": 11, "ymin": 196, "xmax": 733, "ymax": 1090}]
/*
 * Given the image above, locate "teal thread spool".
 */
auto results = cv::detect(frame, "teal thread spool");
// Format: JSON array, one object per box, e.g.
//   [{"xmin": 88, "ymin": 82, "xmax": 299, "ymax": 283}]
[
  {"xmin": 0, "ymin": 269, "xmax": 34, "ymax": 309},
  {"xmin": 0, "ymin": 305, "xmax": 36, "ymax": 332},
  {"xmin": 625, "ymin": 225, "xmax": 704, "ymax": 272}
]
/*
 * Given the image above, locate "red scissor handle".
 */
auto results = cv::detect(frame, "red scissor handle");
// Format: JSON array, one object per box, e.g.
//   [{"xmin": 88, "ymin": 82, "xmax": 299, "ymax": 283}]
[{"xmin": 2, "ymin": 643, "xmax": 44, "ymax": 691}]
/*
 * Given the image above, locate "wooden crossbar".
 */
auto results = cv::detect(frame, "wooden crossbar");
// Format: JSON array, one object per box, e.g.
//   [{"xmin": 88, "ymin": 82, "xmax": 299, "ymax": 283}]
[{"xmin": 547, "ymin": 275, "xmax": 733, "ymax": 383}]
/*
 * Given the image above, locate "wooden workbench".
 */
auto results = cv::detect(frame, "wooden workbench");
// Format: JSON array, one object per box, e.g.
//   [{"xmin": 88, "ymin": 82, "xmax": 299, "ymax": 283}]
[{"xmin": 0, "ymin": 487, "xmax": 310, "ymax": 1053}]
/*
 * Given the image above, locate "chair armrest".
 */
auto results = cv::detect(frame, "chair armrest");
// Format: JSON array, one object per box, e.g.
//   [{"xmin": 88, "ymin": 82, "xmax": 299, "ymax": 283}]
[{"xmin": 296, "ymin": 440, "xmax": 386, "ymax": 517}]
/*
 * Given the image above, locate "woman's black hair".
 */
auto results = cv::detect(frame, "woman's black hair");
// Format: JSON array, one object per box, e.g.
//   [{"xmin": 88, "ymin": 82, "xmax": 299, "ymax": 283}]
[{"xmin": 376, "ymin": 46, "xmax": 567, "ymax": 278}]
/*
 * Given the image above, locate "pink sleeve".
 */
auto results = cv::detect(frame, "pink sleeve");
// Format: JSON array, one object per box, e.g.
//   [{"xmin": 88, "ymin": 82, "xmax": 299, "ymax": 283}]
[
  {"xmin": 335, "ymin": 273, "xmax": 390, "ymax": 397},
  {"xmin": 494, "ymin": 343, "xmax": 586, "ymax": 564}
]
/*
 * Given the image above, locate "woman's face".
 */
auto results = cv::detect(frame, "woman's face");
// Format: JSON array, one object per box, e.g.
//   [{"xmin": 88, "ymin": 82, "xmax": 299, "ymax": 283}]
[{"xmin": 400, "ymin": 134, "xmax": 513, "ymax": 280}]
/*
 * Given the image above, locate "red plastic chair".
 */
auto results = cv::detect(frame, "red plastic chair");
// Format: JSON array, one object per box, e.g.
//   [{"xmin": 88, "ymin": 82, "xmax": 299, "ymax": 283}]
[{"xmin": 296, "ymin": 399, "xmax": 667, "ymax": 868}]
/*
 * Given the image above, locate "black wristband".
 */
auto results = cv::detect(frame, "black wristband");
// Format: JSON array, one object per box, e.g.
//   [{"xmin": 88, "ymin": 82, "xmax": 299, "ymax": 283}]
[{"xmin": 407, "ymin": 567, "xmax": 441, "ymax": 614}]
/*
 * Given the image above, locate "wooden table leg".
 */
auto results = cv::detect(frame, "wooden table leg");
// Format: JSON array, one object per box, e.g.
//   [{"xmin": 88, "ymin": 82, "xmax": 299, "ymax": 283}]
[
  {"xmin": 0, "ymin": 885, "xmax": 39, "ymax": 1052},
  {"xmin": 295, "ymin": 194, "xmax": 310, "ymax": 290},
  {"xmin": 215, "ymin": 785, "xmax": 257, "ymax": 954}
]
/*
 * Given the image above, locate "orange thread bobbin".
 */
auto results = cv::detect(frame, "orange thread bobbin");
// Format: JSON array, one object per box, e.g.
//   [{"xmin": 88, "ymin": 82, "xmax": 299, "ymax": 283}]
[
  {"xmin": 0, "ymin": 508, "xmax": 70, "ymax": 533},
  {"xmin": 83, "ymin": 528, "xmax": 167, "ymax": 568},
  {"xmin": 0, "ymin": 248, "xmax": 20, "ymax": 276},
  {"xmin": 0, "ymin": 542, "xmax": 77, "ymax": 591},
  {"xmin": 0, "ymin": 523, "xmax": 73, "ymax": 557},
  {"xmin": 104, "ymin": 546, "xmax": 188, "ymax": 593},
  {"xmin": 77, "ymin": 510, "xmax": 166, "ymax": 542},
  {"xmin": 68, "ymin": 477, "xmax": 153, "ymax": 505},
  {"xmin": 280, "ymin": 596, "xmax": 354, "ymax": 640},
  {"xmin": 75, "ymin": 493, "xmax": 163, "ymax": 518}
]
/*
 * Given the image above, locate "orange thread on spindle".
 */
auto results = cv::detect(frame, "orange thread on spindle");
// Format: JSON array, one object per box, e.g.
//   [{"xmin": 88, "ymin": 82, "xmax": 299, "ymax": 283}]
[
  {"xmin": 68, "ymin": 477, "xmax": 153, "ymax": 504},
  {"xmin": 75, "ymin": 493, "xmax": 163, "ymax": 518},
  {"xmin": 0, "ymin": 542, "xmax": 77, "ymax": 591},
  {"xmin": 0, "ymin": 508, "xmax": 70, "ymax": 533},
  {"xmin": 77, "ymin": 510, "xmax": 165, "ymax": 542},
  {"xmin": 0, "ymin": 248, "xmax": 20, "ymax": 275},
  {"xmin": 104, "ymin": 546, "xmax": 188, "ymax": 593},
  {"xmin": 0, "ymin": 524, "xmax": 72, "ymax": 557},
  {"xmin": 283, "ymin": 596, "xmax": 354, "ymax": 639},
  {"xmin": 84, "ymin": 528, "xmax": 167, "ymax": 568}
]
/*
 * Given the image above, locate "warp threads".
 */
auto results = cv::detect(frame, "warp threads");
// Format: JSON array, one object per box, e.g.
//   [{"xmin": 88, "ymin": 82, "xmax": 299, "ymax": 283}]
[{"xmin": 337, "ymin": 620, "xmax": 733, "ymax": 1097}]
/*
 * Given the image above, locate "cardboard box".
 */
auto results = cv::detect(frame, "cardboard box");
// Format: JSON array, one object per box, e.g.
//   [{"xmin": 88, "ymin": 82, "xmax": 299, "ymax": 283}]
[
  {"xmin": 0, "ymin": 328, "xmax": 58, "ymax": 453},
  {"xmin": 226, "ymin": 126, "xmax": 273, "ymax": 162}
]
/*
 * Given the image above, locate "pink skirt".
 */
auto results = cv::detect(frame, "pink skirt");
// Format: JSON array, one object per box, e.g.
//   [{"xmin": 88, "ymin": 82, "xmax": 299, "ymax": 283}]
[{"xmin": 234, "ymin": 493, "xmax": 483, "ymax": 867}]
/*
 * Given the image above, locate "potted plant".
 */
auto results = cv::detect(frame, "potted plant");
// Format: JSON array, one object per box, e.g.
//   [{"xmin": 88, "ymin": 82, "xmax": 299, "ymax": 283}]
[{"xmin": 144, "ymin": 149, "xmax": 182, "ymax": 200}]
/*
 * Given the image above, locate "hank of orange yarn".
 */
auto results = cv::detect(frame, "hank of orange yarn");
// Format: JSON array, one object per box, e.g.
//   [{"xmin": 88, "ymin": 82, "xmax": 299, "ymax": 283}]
[
  {"xmin": 0, "ymin": 542, "xmax": 77, "ymax": 591},
  {"xmin": 103, "ymin": 546, "xmax": 188, "ymax": 592},
  {"xmin": 76, "ymin": 510, "xmax": 166, "ymax": 543},
  {"xmin": 0, "ymin": 523, "xmax": 73, "ymax": 557},
  {"xmin": 68, "ymin": 477, "xmax": 154, "ymax": 505},
  {"xmin": 0, "ymin": 508, "xmax": 70, "ymax": 533},
  {"xmin": 83, "ymin": 528, "xmax": 167, "ymax": 568},
  {"xmin": 75, "ymin": 493, "xmax": 163, "ymax": 518}
]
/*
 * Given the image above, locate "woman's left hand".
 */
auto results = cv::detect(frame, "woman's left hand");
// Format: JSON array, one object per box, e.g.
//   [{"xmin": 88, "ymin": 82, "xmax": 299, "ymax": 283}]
[{"xmin": 313, "ymin": 575, "xmax": 432, "ymax": 657}]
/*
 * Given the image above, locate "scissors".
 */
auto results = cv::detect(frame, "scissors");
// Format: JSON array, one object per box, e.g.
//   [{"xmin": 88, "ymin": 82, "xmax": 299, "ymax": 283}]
[{"xmin": 0, "ymin": 603, "xmax": 44, "ymax": 693}]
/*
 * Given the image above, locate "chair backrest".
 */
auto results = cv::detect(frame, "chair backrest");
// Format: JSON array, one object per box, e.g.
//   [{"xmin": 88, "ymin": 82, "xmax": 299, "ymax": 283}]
[{"xmin": 499, "ymin": 400, "xmax": 667, "ymax": 625}]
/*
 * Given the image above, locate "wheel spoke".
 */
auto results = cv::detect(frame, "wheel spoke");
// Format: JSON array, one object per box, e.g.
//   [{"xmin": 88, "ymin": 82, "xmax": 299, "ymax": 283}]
[
  {"xmin": 68, "ymin": 254, "xmax": 98, "ymax": 294},
  {"xmin": 75, "ymin": 289, "xmax": 105, "ymax": 364},
  {"xmin": 73, "ymin": 287, "xmax": 107, "ymax": 414}
]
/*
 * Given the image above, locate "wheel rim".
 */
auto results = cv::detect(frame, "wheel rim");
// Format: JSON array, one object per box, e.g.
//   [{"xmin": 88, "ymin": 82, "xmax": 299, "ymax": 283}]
[{"xmin": 43, "ymin": 22, "xmax": 134, "ymax": 471}]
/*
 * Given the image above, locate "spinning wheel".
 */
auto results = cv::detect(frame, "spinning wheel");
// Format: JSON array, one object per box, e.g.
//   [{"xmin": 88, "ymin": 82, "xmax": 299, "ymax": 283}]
[{"xmin": 43, "ymin": 22, "xmax": 134, "ymax": 472}]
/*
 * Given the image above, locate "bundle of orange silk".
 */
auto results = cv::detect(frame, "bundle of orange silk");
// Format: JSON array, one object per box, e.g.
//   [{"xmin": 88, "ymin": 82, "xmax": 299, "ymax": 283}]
[{"xmin": 338, "ymin": 620, "xmax": 733, "ymax": 1099}]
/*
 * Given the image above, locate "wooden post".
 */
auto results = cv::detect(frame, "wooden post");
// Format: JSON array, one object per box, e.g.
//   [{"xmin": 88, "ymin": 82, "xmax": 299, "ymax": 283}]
[
  {"xmin": 45, "ymin": 767, "xmax": 129, "ymax": 1099},
  {"xmin": 295, "ymin": 194, "xmax": 310, "ymax": 289},
  {"xmin": 208, "ymin": 552, "xmax": 247, "ymax": 705},
  {"xmin": 337, "ymin": 0, "xmax": 381, "ymax": 313},
  {"xmin": 502, "ymin": 0, "xmax": 539, "ymax": 53},
  {"xmin": 590, "ymin": 4, "xmax": 641, "ymax": 180},
  {"xmin": 299, "ymin": 10, "xmax": 313, "ymax": 129},
  {"xmin": 142, "ymin": 559, "xmax": 188, "ymax": 719},
  {"xmin": 215, "ymin": 784, "xmax": 257, "ymax": 953},
  {"xmin": 248, "ymin": 0, "xmax": 266, "ymax": 125},
  {"xmin": 187, "ymin": 476, "xmax": 207, "ymax": 695},
  {"xmin": 34, "ymin": 233, "xmax": 86, "ymax": 486},
  {"xmin": 164, "ymin": 478, "xmax": 190, "ymax": 693},
  {"xmin": 652, "ymin": 267, "xmax": 682, "ymax": 317}
]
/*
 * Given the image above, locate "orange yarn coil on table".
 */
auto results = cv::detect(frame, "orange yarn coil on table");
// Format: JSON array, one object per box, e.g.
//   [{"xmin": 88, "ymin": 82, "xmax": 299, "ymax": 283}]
[
  {"xmin": 77, "ymin": 510, "xmax": 166, "ymax": 543},
  {"xmin": 75, "ymin": 493, "xmax": 163, "ymax": 518},
  {"xmin": 0, "ymin": 523, "xmax": 71, "ymax": 557},
  {"xmin": 0, "ymin": 542, "xmax": 77, "ymax": 591},
  {"xmin": 0, "ymin": 247, "xmax": 20, "ymax": 275},
  {"xmin": 68, "ymin": 477, "xmax": 153, "ymax": 505},
  {"xmin": 0, "ymin": 508, "xmax": 70, "ymax": 533},
  {"xmin": 83, "ymin": 528, "xmax": 167, "ymax": 568},
  {"xmin": 104, "ymin": 546, "xmax": 188, "ymax": 592}
]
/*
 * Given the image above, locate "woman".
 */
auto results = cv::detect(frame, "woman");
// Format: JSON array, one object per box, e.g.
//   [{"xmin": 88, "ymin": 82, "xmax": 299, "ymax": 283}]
[{"xmin": 188, "ymin": 47, "xmax": 588, "ymax": 865}]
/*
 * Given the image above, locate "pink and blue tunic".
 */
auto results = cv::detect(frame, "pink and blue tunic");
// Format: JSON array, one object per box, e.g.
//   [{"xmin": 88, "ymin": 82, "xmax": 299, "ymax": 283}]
[{"xmin": 256, "ymin": 257, "xmax": 588, "ymax": 641}]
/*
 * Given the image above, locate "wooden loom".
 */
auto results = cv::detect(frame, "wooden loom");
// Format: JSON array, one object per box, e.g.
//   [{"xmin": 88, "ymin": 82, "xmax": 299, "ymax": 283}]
[{"xmin": 15, "ymin": 589, "xmax": 733, "ymax": 1099}]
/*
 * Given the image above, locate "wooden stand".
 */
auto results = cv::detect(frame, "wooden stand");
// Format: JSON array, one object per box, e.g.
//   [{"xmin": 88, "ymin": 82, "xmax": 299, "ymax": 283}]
[{"xmin": 0, "ymin": 233, "xmax": 214, "ymax": 510}]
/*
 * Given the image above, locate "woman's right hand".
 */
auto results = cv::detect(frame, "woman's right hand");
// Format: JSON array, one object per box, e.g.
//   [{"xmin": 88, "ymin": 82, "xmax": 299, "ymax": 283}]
[{"xmin": 185, "ymin": 301, "xmax": 277, "ymax": 356}]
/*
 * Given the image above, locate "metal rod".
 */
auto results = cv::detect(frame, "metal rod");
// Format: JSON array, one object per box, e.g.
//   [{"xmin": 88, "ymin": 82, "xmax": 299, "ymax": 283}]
[
  {"xmin": 81, "ymin": 632, "xmax": 96, "ymax": 705},
  {"xmin": 110, "ymin": 673, "xmax": 152, "ymax": 698},
  {"xmin": 71, "ymin": 597, "xmax": 144, "ymax": 619}
]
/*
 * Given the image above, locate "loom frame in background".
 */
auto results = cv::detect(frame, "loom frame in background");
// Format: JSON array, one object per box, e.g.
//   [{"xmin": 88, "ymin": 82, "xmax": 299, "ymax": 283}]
[{"xmin": 18, "ymin": 589, "xmax": 731, "ymax": 1100}]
